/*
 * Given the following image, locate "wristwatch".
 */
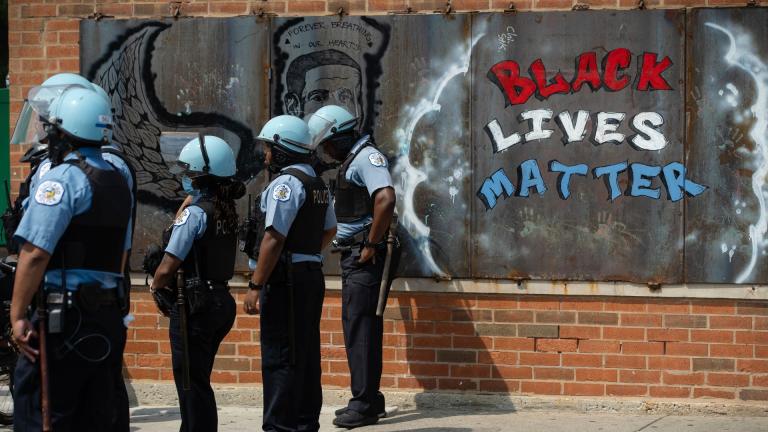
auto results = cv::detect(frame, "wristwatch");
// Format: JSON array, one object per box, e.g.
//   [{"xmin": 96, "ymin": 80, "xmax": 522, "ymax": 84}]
[{"xmin": 248, "ymin": 281, "xmax": 263, "ymax": 291}]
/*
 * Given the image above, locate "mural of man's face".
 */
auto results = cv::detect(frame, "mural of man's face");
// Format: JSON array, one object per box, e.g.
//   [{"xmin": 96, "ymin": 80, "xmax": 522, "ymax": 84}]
[{"xmin": 300, "ymin": 65, "xmax": 362, "ymax": 120}]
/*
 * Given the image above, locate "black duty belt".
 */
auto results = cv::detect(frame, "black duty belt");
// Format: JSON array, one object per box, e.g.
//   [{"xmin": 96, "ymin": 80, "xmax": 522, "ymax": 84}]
[
  {"xmin": 189, "ymin": 280, "xmax": 230, "ymax": 291},
  {"xmin": 334, "ymin": 229, "xmax": 368, "ymax": 248},
  {"xmin": 291, "ymin": 261, "xmax": 323, "ymax": 272}
]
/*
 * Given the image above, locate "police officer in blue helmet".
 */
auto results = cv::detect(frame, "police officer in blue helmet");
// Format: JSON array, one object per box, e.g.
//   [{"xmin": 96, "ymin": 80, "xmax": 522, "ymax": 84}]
[
  {"xmin": 149, "ymin": 135, "xmax": 244, "ymax": 432},
  {"xmin": 11, "ymin": 72, "xmax": 137, "ymax": 431},
  {"xmin": 244, "ymin": 115, "xmax": 336, "ymax": 432},
  {"xmin": 10, "ymin": 82, "xmax": 132, "ymax": 430},
  {"xmin": 308, "ymin": 105, "xmax": 398, "ymax": 429}
]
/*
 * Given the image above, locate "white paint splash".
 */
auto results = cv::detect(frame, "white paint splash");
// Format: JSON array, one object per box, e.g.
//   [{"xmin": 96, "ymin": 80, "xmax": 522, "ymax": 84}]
[
  {"xmin": 393, "ymin": 27, "xmax": 486, "ymax": 278},
  {"xmin": 721, "ymin": 242, "xmax": 737, "ymax": 262},
  {"xmin": 706, "ymin": 23, "xmax": 768, "ymax": 283},
  {"xmin": 225, "ymin": 77, "xmax": 240, "ymax": 89}
]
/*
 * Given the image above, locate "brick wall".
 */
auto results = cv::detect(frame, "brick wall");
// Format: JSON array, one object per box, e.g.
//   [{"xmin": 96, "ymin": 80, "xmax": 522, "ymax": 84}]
[
  {"xmin": 126, "ymin": 290, "xmax": 768, "ymax": 401},
  {"xmin": 8, "ymin": 0, "xmax": 768, "ymax": 403}
]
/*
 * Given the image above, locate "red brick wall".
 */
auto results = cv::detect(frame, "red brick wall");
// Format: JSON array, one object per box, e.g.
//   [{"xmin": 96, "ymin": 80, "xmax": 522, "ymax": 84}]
[
  {"xmin": 8, "ymin": 0, "xmax": 768, "ymax": 403},
  {"xmin": 126, "ymin": 290, "xmax": 768, "ymax": 401}
]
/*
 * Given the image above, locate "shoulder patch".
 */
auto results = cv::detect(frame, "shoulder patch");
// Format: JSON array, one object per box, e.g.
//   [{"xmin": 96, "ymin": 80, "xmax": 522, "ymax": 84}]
[
  {"xmin": 174, "ymin": 208, "xmax": 191, "ymax": 226},
  {"xmin": 38, "ymin": 161, "xmax": 52, "ymax": 179},
  {"xmin": 368, "ymin": 151, "xmax": 388, "ymax": 167},
  {"xmin": 272, "ymin": 184, "xmax": 292, "ymax": 202},
  {"xmin": 34, "ymin": 180, "xmax": 64, "ymax": 206}
]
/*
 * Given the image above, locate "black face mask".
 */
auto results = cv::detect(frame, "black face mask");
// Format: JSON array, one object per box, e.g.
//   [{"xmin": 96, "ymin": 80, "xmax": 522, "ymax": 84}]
[
  {"xmin": 323, "ymin": 130, "xmax": 357, "ymax": 160},
  {"xmin": 44, "ymin": 122, "xmax": 72, "ymax": 166},
  {"xmin": 268, "ymin": 145, "xmax": 311, "ymax": 174}
]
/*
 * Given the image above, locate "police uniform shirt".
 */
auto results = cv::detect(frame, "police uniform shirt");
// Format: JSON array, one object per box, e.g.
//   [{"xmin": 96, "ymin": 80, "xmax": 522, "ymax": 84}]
[
  {"xmin": 13, "ymin": 147, "xmax": 131, "ymax": 290},
  {"xmin": 260, "ymin": 163, "xmax": 336, "ymax": 264},
  {"xmin": 336, "ymin": 138, "xmax": 394, "ymax": 240},
  {"xmin": 164, "ymin": 200, "xmax": 207, "ymax": 261},
  {"xmin": 27, "ymin": 153, "xmax": 135, "ymax": 251}
]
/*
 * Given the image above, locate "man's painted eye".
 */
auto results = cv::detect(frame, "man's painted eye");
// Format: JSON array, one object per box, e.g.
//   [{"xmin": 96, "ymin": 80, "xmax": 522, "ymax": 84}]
[
  {"xmin": 307, "ymin": 90, "xmax": 329, "ymax": 103},
  {"xmin": 335, "ymin": 88, "xmax": 353, "ymax": 103}
]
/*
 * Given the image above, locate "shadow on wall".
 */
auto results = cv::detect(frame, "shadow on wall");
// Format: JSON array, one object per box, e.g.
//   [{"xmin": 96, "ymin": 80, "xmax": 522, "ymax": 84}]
[{"xmin": 385, "ymin": 291, "xmax": 510, "ymax": 396}]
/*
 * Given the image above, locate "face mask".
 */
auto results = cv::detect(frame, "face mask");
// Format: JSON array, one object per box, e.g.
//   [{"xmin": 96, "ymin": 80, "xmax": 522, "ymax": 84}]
[{"xmin": 182, "ymin": 176, "xmax": 199, "ymax": 196}]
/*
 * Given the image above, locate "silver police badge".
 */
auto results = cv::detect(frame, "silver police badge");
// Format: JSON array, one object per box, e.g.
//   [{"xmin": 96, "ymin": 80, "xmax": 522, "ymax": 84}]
[
  {"xmin": 368, "ymin": 152, "xmax": 387, "ymax": 167},
  {"xmin": 273, "ymin": 184, "xmax": 292, "ymax": 202}
]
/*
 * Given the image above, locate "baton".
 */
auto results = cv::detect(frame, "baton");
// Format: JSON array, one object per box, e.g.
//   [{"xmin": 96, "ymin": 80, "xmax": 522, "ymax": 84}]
[
  {"xmin": 376, "ymin": 214, "xmax": 398, "ymax": 317},
  {"xmin": 176, "ymin": 270, "xmax": 191, "ymax": 391},
  {"xmin": 286, "ymin": 252, "xmax": 295, "ymax": 366},
  {"xmin": 37, "ymin": 286, "xmax": 52, "ymax": 431}
]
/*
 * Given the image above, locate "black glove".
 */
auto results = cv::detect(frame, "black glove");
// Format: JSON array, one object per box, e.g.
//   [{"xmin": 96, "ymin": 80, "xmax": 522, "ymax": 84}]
[
  {"xmin": 151, "ymin": 288, "xmax": 175, "ymax": 317},
  {"xmin": 142, "ymin": 244, "xmax": 165, "ymax": 279}
]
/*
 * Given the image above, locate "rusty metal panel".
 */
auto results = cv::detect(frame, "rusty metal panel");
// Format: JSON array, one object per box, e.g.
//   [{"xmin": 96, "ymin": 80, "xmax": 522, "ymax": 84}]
[
  {"xmin": 685, "ymin": 9, "xmax": 768, "ymax": 284},
  {"xmin": 377, "ymin": 14, "xmax": 473, "ymax": 278},
  {"xmin": 270, "ymin": 15, "xmax": 473, "ymax": 278},
  {"xmin": 469, "ymin": 11, "xmax": 687, "ymax": 282},
  {"xmin": 270, "ymin": 15, "xmax": 395, "ymax": 276},
  {"xmin": 80, "ymin": 18, "xmax": 270, "ymax": 273}
]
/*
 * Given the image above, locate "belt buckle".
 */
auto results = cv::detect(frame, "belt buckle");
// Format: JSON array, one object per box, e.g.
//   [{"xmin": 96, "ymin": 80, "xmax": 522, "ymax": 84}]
[{"xmin": 46, "ymin": 292, "xmax": 65, "ymax": 305}]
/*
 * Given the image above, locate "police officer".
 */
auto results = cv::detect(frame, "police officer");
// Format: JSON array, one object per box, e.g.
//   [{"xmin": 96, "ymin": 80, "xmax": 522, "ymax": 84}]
[
  {"xmin": 10, "ymin": 82, "xmax": 132, "ymax": 430},
  {"xmin": 100, "ymin": 139, "xmax": 137, "ymax": 432},
  {"xmin": 244, "ymin": 115, "xmax": 336, "ymax": 432},
  {"xmin": 150, "ymin": 135, "xmax": 243, "ymax": 432},
  {"xmin": 11, "ymin": 72, "xmax": 138, "ymax": 431},
  {"xmin": 307, "ymin": 105, "xmax": 398, "ymax": 429}
]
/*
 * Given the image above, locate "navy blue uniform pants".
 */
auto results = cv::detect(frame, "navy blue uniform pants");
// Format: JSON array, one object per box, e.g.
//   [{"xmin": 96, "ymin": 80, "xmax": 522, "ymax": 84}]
[
  {"xmin": 340, "ymin": 245, "xmax": 400, "ymax": 416},
  {"xmin": 260, "ymin": 264, "xmax": 325, "ymax": 432},
  {"xmin": 113, "ymin": 270, "xmax": 132, "ymax": 432},
  {"xmin": 14, "ymin": 303, "xmax": 125, "ymax": 432},
  {"xmin": 169, "ymin": 289, "xmax": 235, "ymax": 432}
]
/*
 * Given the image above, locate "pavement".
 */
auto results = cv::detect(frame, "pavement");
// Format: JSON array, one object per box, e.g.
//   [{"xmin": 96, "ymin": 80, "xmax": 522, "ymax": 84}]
[
  {"xmin": 122, "ymin": 405, "xmax": 768, "ymax": 432},
  {"xmin": 0, "ymin": 405, "xmax": 766, "ymax": 431}
]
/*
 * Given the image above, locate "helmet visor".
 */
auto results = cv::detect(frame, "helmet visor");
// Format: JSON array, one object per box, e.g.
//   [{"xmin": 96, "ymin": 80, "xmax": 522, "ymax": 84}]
[
  {"xmin": 308, "ymin": 114, "xmax": 357, "ymax": 149},
  {"xmin": 10, "ymin": 102, "xmax": 46, "ymax": 146},
  {"xmin": 160, "ymin": 131, "xmax": 210, "ymax": 178},
  {"xmin": 10, "ymin": 84, "xmax": 92, "ymax": 146}
]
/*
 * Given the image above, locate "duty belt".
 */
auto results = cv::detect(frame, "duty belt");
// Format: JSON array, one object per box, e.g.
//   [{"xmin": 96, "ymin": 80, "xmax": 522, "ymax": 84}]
[{"xmin": 333, "ymin": 229, "xmax": 368, "ymax": 248}]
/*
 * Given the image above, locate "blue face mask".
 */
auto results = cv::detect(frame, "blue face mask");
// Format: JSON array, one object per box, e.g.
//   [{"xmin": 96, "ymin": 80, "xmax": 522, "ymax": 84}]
[{"xmin": 182, "ymin": 176, "xmax": 198, "ymax": 196}]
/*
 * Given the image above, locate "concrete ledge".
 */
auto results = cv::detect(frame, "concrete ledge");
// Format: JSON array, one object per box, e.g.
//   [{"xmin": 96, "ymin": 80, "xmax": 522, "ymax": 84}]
[
  {"xmin": 126, "ymin": 381, "xmax": 768, "ymax": 417},
  {"xmin": 130, "ymin": 273, "xmax": 768, "ymax": 300}
]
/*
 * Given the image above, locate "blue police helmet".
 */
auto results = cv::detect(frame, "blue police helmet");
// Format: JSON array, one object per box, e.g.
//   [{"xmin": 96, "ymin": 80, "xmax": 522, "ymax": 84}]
[
  {"xmin": 307, "ymin": 105, "xmax": 358, "ymax": 147},
  {"xmin": 257, "ymin": 115, "xmax": 314, "ymax": 155},
  {"xmin": 175, "ymin": 135, "xmax": 236, "ymax": 178}
]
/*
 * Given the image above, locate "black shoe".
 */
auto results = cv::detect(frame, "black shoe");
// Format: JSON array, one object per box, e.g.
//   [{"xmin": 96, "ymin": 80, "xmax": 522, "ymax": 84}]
[
  {"xmin": 333, "ymin": 410, "xmax": 379, "ymax": 429},
  {"xmin": 336, "ymin": 406, "xmax": 387, "ymax": 418}
]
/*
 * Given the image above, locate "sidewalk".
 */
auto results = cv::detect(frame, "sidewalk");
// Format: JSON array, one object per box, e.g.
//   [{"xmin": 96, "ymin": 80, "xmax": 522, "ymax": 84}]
[{"xmin": 128, "ymin": 405, "xmax": 768, "ymax": 431}]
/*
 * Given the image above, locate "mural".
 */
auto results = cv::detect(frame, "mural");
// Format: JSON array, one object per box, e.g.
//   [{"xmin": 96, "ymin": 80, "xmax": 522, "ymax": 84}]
[
  {"xmin": 78, "ymin": 9, "xmax": 768, "ymax": 284},
  {"xmin": 470, "ymin": 11, "xmax": 689, "ymax": 283},
  {"xmin": 80, "ymin": 18, "xmax": 270, "ymax": 269},
  {"xmin": 685, "ymin": 9, "xmax": 768, "ymax": 284}
]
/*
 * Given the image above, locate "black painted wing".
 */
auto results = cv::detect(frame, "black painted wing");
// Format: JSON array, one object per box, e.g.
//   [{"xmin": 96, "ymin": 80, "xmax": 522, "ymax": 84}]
[{"xmin": 90, "ymin": 23, "xmax": 186, "ymax": 205}]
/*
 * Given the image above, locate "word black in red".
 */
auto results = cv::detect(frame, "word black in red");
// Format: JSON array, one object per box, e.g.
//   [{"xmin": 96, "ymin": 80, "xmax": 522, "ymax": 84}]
[{"xmin": 488, "ymin": 49, "xmax": 674, "ymax": 106}]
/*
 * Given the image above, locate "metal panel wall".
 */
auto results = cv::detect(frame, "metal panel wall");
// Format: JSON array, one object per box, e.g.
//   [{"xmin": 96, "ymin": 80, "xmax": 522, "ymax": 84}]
[
  {"xmin": 75, "ymin": 10, "xmax": 768, "ymax": 284},
  {"xmin": 470, "ymin": 11, "xmax": 686, "ymax": 283},
  {"xmin": 685, "ymin": 9, "xmax": 768, "ymax": 283},
  {"xmin": 80, "ymin": 18, "xmax": 270, "ymax": 272}
]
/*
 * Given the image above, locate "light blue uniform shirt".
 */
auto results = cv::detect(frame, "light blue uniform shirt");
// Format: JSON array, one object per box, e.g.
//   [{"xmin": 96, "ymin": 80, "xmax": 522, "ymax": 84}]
[
  {"xmin": 164, "ymin": 199, "xmax": 208, "ymax": 261},
  {"xmin": 255, "ymin": 163, "xmax": 336, "ymax": 265},
  {"xmin": 336, "ymin": 137, "xmax": 394, "ymax": 240},
  {"xmin": 14, "ymin": 147, "xmax": 132, "ymax": 291},
  {"xmin": 26, "ymin": 150, "xmax": 135, "ymax": 250}
]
